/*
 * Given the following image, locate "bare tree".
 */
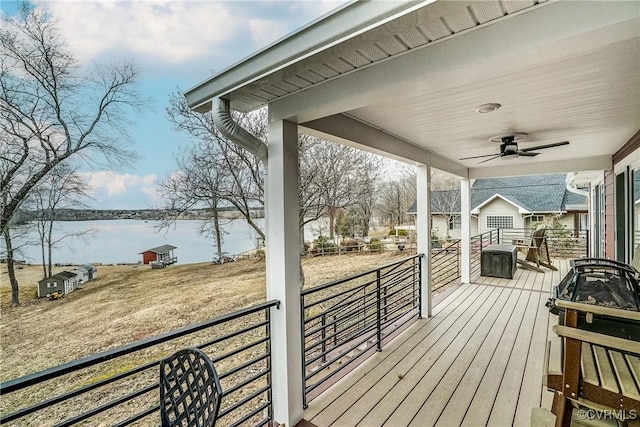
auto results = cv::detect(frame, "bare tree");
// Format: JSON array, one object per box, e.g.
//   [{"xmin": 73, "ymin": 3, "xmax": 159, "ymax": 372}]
[
  {"xmin": 0, "ymin": 4, "xmax": 143, "ymax": 305},
  {"xmin": 163, "ymin": 92, "xmax": 265, "ymax": 250},
  {"xmin": 30, "ymin": 164, "xmax": 92, "ymax": 278},
  {"xmin": 157, "ymin": 139, "xmax": 230, "ymax": 261},
  {"xmin": 164, "ymin": 93, "xmax": 330, "ymax": 243},
  {"xmin": 304, "ymin": 140, "xmax": 383, "ymax": 241},
  {"xmin": 431, "ymin": 172, "xmax": 461, "ymax": 239},
  {"xmin": 376, "ymin": 168, "xmax": 416, "ymax": 230}
]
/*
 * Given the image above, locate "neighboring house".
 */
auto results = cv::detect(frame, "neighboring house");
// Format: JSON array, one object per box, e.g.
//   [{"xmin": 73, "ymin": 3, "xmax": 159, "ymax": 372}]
[
  {"xmin": 37, "ymin": 271, "xmax": 78, "ymax": 298},
  {"xmin": 408, "ymin": 174, "xmax": 588, "ymax": 240},
  {"xmin": 139, "ymin": 245, "xmax": 178, "ymax": 265}
]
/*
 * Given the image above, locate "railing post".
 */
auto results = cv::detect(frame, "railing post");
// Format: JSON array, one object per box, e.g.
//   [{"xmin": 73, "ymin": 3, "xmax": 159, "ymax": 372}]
[
  {"xmin": 376, "ymin": 269, "xmax": 382, "ymax": 351},
  {"xmin": 586, "ymin": 229, "xmax": 590, "ymax": 257},
  {"xmin": 300, "ymin": 296, "xmax": 307, "ymax": 409},
  {"xmin": 418, "ymin": 255, "xmax": 423, "ymax": 319},
  {"xmin": 267, "ymin": 305, "xmax": 274, "ymax": 422},
  {"xmin": 321, "ymin": 313, "xmax": 327, "ymax": 363}
]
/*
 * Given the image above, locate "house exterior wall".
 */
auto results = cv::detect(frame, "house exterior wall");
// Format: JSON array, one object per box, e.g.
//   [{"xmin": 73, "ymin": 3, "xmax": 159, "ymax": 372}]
[
  {"xmin": 142, "ymin": 251, "xmax": 157, "ymax": 264},
  {"xmin": 557, "ymin": 214, "xmax": 576, "ymax": 230},
  {"xmin": 604, "ymin": 170, "xmax": 615, "ymax": 259},
  {"xmin": 596, "ymin": 130, "xmax": 640, "ymax": 262},
  {"xmin": 431, "ymin": 216, "xmax": 453, "ymax": 240},
  {"xmin": 478, "ymin": 199, "xmax": 523, "ymax": 233}
]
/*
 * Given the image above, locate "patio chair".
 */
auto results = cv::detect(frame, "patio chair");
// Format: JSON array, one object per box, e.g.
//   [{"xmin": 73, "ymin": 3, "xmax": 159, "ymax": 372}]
[
  {"xmin": 515, "ymin": 227, "xmax": 557, "ymax": 272},
  {"xmin": 160, "ymin": 347, "xmax": 223, "ymax": 427}
]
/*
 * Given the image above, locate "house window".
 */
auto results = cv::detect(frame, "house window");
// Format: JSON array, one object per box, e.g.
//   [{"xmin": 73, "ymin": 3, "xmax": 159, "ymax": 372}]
[
  {"xmin": 448, "ymin": 216, "xmax": 461, "ymax": 230},
  {"xmin": 486, "ymin": 215, "xmax": 514, "ymax": 229},
  {"xmin": 47, "ymin": 282, "xmax": 56, "ymax": 288},
  {"xmin": 530, "ymin": 215, "xmax": 544, "ymax": 223}
]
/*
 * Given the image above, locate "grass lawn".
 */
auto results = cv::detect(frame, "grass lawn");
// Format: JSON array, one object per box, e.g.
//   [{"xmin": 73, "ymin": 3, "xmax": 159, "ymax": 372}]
[{"xmin": 0, "ymin": 251, "xmax": 410, "ymax": 383}]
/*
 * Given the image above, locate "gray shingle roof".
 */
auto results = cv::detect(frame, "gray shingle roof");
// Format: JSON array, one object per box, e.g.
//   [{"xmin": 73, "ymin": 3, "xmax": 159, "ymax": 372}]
[
  {"xmin": 141, "ymin": 245, "xmax": 178, "ymax": 254},
  {"xmin": 408, "ymin": 174, "xmax": 587, "ymax": 214}
]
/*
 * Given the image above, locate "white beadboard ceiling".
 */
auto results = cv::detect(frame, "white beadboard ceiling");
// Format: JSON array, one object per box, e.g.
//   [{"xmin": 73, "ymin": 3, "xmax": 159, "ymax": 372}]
[{"xmin": 187, "ymin": 0, "xmax": 640, "ymax": 176}]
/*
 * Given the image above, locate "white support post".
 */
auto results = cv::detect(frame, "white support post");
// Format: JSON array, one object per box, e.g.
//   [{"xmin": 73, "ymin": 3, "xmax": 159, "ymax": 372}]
[
  {"xmin": 416, "ymin": 164, "xmax": 432, "ymax": 317},
  {"xmin": 461, "ymin": 178, "xmax": 471, "ymax": 284},
  {"xmin": 265, "ymin": 119, "xmax": 303, "ymax": 427}
]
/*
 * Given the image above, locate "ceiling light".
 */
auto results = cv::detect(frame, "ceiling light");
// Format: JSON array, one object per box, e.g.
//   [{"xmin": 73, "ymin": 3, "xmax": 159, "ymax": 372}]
[{"xmin": 475, "ymin": 103, "xmax": 501, "ymax": 113}]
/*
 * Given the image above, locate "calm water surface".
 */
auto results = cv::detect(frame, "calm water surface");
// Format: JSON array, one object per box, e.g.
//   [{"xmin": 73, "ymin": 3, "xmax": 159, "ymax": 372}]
[{"xmin": 13, "ymin": 219, "xmax": 265, "ymax": 265}]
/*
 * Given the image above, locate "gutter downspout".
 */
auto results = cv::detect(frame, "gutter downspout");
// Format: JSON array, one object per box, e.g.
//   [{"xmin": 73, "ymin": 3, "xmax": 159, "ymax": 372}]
[
  {"xmin": 211, "ymin": 97, "xmax": 269, "ymax": 163},
  {"xmin": 565, "ymin": 173, "xmax": 588, "ymax": 197}
]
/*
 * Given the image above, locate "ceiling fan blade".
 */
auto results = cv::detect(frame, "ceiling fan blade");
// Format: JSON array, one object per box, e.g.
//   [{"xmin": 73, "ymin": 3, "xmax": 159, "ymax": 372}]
[
  {"xmin": 459, "ymin": 153, "xmax": 500, "ymax": 160},
  {"xmin": 518, "ymin": 141, "xmax": 570, "ymax": 152},
  {"xmin": 477, "ymin": 155, "xmax": 501, "ymax": 164},
  {"xmin": 517, "ymin": 151, "xmax": 539, "ymax": 157}
]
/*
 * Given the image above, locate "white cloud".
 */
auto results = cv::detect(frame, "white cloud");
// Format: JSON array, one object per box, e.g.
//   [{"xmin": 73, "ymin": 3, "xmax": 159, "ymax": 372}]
[
  {"xmin": 35, "ymin": 1, "xmax": 240, "ymax": 66},
  {"xmin": 80, "ymin": 171, "xmax": 159, "ymax": 208},
  {"xmin": 33, "ymin": 0, "xmax": 345, "ymax": 72},
  {"xmin": 248, "ymin": 18, "xmax": 287, "ymax": 46}
]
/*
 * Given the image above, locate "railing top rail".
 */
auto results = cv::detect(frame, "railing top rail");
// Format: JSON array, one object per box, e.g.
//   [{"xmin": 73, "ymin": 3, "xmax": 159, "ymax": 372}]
[
  {"xmin": 301, "ymin": 254, "xmax": 424, "ymax": 296},
  {"xmin": 0, "ymin": 299, "xmax": 280, "ymax": 394}
]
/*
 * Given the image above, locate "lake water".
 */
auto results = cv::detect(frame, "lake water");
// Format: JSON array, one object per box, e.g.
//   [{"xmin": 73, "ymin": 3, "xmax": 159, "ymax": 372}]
[
  {"xmin": 10, "ymin": 218, "xmax": 328, "ymax": 266},
  {"xmin": 11, "ymin": 219, "xmax": 266, "ymax": 265}
]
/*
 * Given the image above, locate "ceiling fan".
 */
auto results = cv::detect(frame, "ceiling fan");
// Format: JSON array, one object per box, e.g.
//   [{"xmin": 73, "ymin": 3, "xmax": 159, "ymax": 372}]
[{"xmin": 460, "ymin": 135, "xmax": 570, "ymax": 164}]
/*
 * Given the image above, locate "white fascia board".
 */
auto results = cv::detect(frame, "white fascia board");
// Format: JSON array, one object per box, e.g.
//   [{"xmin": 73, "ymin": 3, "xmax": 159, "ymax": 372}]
[
  {"xmin": 469, "ymin": 156, "xmax": 613, "ymax": 179},
  {"xmin": 185, "ymin": 0, "xmax": 435, "ymax": 112},
  {"xmin": 269, "ymin": 2, "xmax": 639, "ymax": 123},
  {"xmin": 471, "ymin": 194, "xmax": 531, "ymax": 215},
  {"xmin": 300, "ymin": 114, "xmax": 468, "ymax": 177}
]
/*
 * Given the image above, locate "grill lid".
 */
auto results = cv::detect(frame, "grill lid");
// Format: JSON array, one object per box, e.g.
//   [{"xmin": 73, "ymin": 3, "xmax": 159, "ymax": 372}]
[{"xmin": 554, "ymin": 258, "xmax": 640, "ymax": 311}]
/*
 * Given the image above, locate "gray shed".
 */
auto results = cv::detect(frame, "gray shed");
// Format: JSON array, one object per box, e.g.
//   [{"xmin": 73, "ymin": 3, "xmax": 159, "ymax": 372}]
[{"xmin": 38, "ymin": 271, "xmax": 78, "ymax": 298}]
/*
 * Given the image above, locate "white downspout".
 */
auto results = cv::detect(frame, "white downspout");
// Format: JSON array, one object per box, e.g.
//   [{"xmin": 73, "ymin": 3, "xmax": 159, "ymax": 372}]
[
  {"xmin": 565, "ymin": 173, "xmax": 588, "ymax": 197},
  {"xmin": 211, "ymin": 97, "xmax": 269, "ymax": 163}
]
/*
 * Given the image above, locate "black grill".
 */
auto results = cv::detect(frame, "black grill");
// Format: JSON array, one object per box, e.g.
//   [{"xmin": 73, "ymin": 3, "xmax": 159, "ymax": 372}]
[{"xmin": 548, "ymin": 258, "xmax": 640, "ymax": 340}]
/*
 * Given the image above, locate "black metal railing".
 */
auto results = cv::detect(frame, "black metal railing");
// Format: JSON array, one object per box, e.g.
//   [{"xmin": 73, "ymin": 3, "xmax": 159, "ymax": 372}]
[
  {"xmin": 470, "ymin": 229, "xmax": 501, "ymax": 278},
  {"xmin": 431, "ymin": 240, "xmax": 461, "ymax": 290},
  {"xmin": 300, "ymin": 254, "xmax": 423, "ymax": 406},
  {"xmin": 0, "ymin": 300, "xmax": 279, "ymax": 427}
]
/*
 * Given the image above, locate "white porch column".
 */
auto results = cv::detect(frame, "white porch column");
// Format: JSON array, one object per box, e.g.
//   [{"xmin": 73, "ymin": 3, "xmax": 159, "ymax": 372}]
[
  {"xmin": 461, "ymin": 178, "xmax": 471, "ymax": 284},
  {"xmin": 416, "ymin": 164, "xmax": 432, "ymax": 317},
  {"xmin": 266, "ymin": 119, "xmax": 303, "ymax": 427}
]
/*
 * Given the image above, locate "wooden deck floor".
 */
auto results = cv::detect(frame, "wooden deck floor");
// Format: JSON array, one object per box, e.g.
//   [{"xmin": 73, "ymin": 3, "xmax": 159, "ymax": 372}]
[{"xmin": 303, "ymin": 259, "xmax": 571, "ymax": 427}]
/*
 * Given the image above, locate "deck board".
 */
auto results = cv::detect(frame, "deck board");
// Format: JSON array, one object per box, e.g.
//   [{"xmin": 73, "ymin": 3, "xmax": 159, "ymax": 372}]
[
  {"xmin": 305, "ymin": 259, "xmax": 571, "ymax": 427},
  {"xmin": 304, "ymin": 285, "xmax": 488, "ymax": 422}
]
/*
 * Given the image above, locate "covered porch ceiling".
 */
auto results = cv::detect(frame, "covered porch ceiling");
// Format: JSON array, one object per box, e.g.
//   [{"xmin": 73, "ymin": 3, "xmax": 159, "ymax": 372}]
[{"xmin": 185, "ymin": 0, "xmax": 640, "ymax": 179}]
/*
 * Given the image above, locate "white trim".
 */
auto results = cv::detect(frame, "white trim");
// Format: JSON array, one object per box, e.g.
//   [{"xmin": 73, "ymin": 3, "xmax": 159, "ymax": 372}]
[
  {"xmin": 416, "ymin": 165, "xmax": 431, "ymax": 318},
  {"xmin": 471, "ymin": 194, "xmax": 531, "ymax": 215},
  {"xmin": 460, "ymin": 178, "xmax": 471, "ymax": 284}
]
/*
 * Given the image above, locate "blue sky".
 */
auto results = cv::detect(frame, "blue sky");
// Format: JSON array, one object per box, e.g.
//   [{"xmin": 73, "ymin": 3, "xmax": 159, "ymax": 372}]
[{"xmin": 1, "ymin": 0, "xmax": 345, "ymax": 209}]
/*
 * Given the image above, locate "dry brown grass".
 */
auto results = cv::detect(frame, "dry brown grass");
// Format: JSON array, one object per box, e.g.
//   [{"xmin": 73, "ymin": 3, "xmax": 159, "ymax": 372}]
[{"xmin": 0, "ymin": 251, "xmax": 408, "ymax": 383}]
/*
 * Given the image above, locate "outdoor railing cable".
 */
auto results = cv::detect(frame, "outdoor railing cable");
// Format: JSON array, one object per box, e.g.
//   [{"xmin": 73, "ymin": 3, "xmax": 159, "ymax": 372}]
[
  {"xmin": 0, "ymin": 299, "xmax": 280, "ymax": 427},
  {"xmin": 300, "ymin": 254, "xmax": 423, "ymax": 407}
]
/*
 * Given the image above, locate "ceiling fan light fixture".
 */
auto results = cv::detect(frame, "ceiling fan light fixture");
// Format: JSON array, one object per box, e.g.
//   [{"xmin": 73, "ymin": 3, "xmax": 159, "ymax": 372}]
[{"xmin": 475, "ymin": 103, "xmax": 501, "ymax": 113}]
